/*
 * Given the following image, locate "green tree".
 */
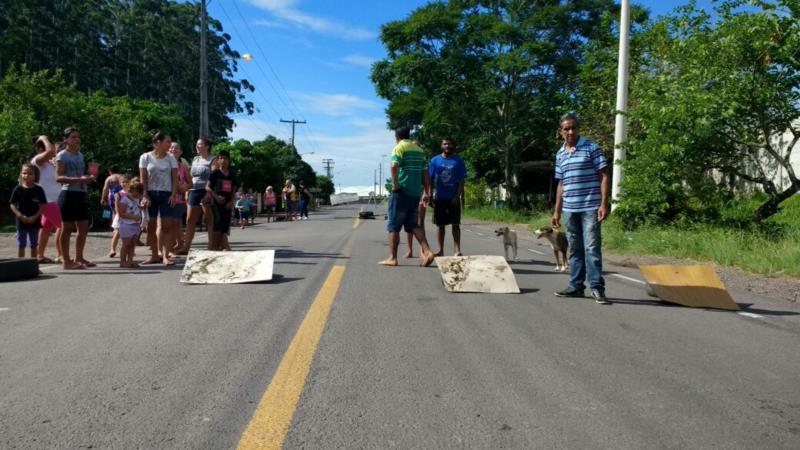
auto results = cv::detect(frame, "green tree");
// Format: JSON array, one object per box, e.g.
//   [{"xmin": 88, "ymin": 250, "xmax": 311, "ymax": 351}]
[
  {"xmin": 315, "ymin": 175, "xmax": 335, "ymax": 204},
  {"xmin": 617, "ymin": 0, "xmax": 800, "ymax": 226},
  {"xmin": 0, "ymin": 68, "xmax": 185, "ymax": 203},
  {"xmin": 372, "ymin": 0, "xmax": 624, "ymax": 208},
  {"xmin": 216, "ymin": 136, "xmax": 317, "ymax": 194},
  {"xmin": 0, "ymin": 0, "xmax": 254, "ymax": 142}
]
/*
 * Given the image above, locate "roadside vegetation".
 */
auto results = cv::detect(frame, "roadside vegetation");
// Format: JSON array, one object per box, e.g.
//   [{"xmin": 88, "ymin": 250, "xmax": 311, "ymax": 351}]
[
  {"xmin": 464, "ymin": 194, "xmax": 800, "ymax": 278},
  {"xmin": 375, "ymin": 0, "xmax": 799, "ymax": 278}
]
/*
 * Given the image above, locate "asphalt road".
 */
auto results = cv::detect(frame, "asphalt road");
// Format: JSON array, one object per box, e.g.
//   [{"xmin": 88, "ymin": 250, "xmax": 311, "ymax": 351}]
[{"xmin": 1, "ymin": 203, "xmax": 799, "ymax": 449}]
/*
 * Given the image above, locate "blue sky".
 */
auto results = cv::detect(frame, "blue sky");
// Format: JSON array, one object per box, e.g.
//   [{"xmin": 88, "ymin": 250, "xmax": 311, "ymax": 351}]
[{"xmin": 213, "ymin": 0, "xmax": 715, "ymax": 193}]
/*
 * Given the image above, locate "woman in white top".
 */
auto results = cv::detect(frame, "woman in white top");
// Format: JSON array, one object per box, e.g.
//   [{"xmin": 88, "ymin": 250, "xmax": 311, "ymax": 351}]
[
  {"xmin": 31, "ymin": 135, "xmax": 63, "ymax": 264},
  {"xmin": 139, "ymin": 130, "xmax": 179, "ymax": 265}
]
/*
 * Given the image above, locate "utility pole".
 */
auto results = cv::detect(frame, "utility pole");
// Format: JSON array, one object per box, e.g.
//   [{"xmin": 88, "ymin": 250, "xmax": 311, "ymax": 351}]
[
  {"xmin": 280, "ymin": 119, "xmax": 307, "ymax": 149},
  {"xmin": 611, "ymin": 0, "xmax": 631, "ymax": 210},
  {"xmin": 322, "ymin": 158, "xmax": 334, "ymax": 178},
  {"xmin": 199, "ymin": 0, "xmax": 209, "ymax": 138}
]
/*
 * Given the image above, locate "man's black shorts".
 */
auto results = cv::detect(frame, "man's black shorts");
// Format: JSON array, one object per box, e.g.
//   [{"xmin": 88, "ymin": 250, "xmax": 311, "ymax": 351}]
[
  {"xmin": 433, "ymin": 197, "xmax": 461, "ymax": 226},
  {"xmin": 57, "ymin": 190, "xmax": 90, "ymax": 222}
]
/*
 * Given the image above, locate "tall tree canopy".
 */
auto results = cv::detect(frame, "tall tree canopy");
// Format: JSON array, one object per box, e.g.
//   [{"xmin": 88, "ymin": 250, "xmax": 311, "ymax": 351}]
[
  {"xmin": 371, "ymin": 0, "xmax": 632, "ymax": 208},
  {"xmin": 616, "ymin": 0, "xmax": 800, "ymax": 226},
  {"xmin": 215, "ymin": 137, "xmax": 316, "ymax": 194},
  {"xmin": 0, "ymin": 0, "xmax": 254, "ymax": 141}
]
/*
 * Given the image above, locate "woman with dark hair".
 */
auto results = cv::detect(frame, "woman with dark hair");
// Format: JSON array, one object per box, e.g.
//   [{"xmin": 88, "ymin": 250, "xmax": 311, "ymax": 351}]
[
  {"xmin": 139, "ymin": 130, "xmax": 179, "ymax": 265},
  {"xmin": 298, "ymin": 180, "xmax": 312, "ymax": 220},
  {"xmin": 168, "ymin": 142, "xmax": 192, "ymax": 253},
  {"xmin": 56, "ymin": 127, "xmax": 96, "ymax": 269},
  {"xmin": 177, "ymin": 137, "xmax": 216, "ymax": 253}
]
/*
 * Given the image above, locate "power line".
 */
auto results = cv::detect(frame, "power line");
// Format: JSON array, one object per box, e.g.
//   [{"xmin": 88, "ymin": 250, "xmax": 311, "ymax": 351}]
[
  {"xmin": 229, "ymin": 0, "xmax": 303, "ymax": 119},
  {"xmin": 322, "ymin": 158, "xmax": 334, "ymax": 178},
  {"xmin": 229, "ymin": 0, "xmax": 326, "ymax": 153},
  {"xmin": 280, "ymin": 118, "xmax": 306, "ymax": 148},
  {"xmin": 215, "ymin": 1, "xmax": 289, "ymax": 139}
]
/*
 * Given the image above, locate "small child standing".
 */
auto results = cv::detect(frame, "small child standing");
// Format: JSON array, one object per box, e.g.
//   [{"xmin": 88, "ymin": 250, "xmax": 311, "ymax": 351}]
[
  {"xmin": 108, "ymin": 174, "xmax": 131, "ymax": 258},
  {"xmin": 235, "ymin": 192, "xmax": 252, "ymax": 230},
  {"xmin": 116, "ymin": 178, "xmax": 146, "ymax": 268},
  {"xmin": 8, "ymin": 164, "xmax": 47, "ymax": 258}
]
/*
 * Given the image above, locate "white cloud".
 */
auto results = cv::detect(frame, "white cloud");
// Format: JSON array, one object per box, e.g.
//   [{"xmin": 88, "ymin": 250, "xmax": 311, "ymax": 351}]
[
  {"xmin": 248, "ymin": 0, "xmax": 376, "ymax": 41},
  {"xmin": 349, "ymin": 117, "xmax": 388, "ymax": 129},
  {"xmin": 293, "ymin": 92, "xmax": 379, "ymax": 117},
  {"xmin": 252, "ymin": 19, "xmax": 290, "ymax": 29},
  {"xmin": 342, "ymin": 54, "xmax": 377, "ymax": 68},
  {"xmin": 231, "ymin": 118, "xmax": 288, "ymax": 143},
  {"xmin": 304, "ymin": 127, "xmax": 396, "ymax": 187},
  {"xmin": 232, "ymin": 116, "xmax": 396, "ymax": 190}
]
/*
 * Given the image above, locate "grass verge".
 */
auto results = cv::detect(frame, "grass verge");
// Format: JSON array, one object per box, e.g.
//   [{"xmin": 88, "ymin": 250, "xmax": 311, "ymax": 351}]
[{"xmin": 464, "ymin": 196, "xmax": 800, "ymax": 278}]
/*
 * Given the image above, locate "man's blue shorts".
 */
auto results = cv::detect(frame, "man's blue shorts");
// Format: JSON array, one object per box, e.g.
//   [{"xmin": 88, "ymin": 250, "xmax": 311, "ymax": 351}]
[{"xmin": 386, "ymin": 191, "xmax": 420, "ymax": 233}]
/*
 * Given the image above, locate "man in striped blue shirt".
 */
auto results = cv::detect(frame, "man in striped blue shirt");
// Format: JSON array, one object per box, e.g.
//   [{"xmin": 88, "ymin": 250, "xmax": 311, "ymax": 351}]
[{"xmin": 551, "ymin": 113, "xmax": 611, "ymax": 304}]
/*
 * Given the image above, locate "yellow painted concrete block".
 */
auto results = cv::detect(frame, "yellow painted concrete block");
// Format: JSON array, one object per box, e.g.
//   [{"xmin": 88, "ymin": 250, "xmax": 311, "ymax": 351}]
[{"xmin": 638, "ymin": 265, "xmax": 739, "ymax": 311}]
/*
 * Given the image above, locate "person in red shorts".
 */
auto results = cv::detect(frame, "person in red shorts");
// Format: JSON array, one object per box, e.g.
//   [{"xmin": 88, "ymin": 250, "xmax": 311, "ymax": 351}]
[{"xmin": 31, "ymin": 135, "xmax": 63, "ymax": 264}]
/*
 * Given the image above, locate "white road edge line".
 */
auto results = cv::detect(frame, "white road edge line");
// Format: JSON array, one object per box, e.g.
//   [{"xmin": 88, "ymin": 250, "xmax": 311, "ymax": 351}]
[
  {"xmin": 611, "ymin": 273, "xmax": 647, "ymax": 285},
  {"xmin": 0, "ymin": 308, "xmax": 10, "ymax": 312},
  {"xmin": 527, "ymin": 248, "xmax": 546, "ymax": 256},
  {"xmin": 737, "ymin": 312, "xmax": 764, "ymax": 319}
]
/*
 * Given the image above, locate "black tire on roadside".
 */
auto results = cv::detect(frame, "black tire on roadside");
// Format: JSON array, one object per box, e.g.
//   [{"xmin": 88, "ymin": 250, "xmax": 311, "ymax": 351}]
[{"xmin": 0, "ymin": 258, "xmax": 40, "ymax": 282}]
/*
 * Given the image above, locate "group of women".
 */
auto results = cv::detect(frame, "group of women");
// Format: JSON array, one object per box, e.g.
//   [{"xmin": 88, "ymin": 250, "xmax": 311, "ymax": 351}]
[{"xmin": 31, "ymin": 128, "xmax": 222, "ymax": 268}]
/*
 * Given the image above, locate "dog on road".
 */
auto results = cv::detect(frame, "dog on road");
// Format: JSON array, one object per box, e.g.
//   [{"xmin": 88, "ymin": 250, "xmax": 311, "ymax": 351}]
[
  {"xmin": 533, "ymin": 226, "xmax": 569, "ymax": 272},
  {"xmin": 494, "ymin": 227, "xmax": 518, "ymax": 261}
]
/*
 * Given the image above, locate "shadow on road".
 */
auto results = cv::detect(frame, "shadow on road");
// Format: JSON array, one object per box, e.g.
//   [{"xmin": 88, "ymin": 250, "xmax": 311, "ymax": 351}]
[{"xmin": 735, "ymin": 304, "xmax": 799, "ymax": 316}]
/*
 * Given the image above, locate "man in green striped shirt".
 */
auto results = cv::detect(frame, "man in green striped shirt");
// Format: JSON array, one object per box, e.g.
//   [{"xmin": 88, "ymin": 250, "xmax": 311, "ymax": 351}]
[{"xmin": 379, "ymin": 126, "xmax": 435, "ymax": 267}]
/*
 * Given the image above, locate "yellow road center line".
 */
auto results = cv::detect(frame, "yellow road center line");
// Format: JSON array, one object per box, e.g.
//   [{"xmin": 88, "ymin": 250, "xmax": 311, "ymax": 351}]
[
  {"xmin": 352, "ymin": 217, "xmax": 361, "ymax": 229},
  {"xmin": 237, "ymin": 265, "xmax": 346, "ymax": 450}
]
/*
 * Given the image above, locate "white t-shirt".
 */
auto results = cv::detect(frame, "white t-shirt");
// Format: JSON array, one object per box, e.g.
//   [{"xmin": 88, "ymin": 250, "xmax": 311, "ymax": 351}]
[
  {"xmin": 139, "ymin": 152, "xmax": 178, "ymax": 192},
  {"xmin": 119, "ymin": 194, "xmax": 143, "ymax": 225},
  {"xmin": 31, "ymin": 156, "xmax": 61, "ymax": 202}
]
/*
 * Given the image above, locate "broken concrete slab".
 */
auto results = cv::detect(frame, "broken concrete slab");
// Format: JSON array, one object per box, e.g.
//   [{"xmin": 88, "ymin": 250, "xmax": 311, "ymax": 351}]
[
  {"xmin": 180, "ymin": 250, "xmax": 275, "ymax": 284},
  {"xmin": 436, "ymin": 255, "xmax": 520, "ymax": 294},
  {"xmin": 638, "ymin": 264, "xmax": 739, "ymax": 311}
]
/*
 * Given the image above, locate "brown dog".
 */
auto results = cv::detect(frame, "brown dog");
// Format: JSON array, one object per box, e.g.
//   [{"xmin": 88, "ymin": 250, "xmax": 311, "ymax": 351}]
[{"xmin": 533, "ymin": 226, "xmax": 568, "ymax": 271}]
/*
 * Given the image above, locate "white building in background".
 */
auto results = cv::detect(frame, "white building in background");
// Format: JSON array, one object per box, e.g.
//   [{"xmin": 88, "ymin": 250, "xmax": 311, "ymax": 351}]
[{"xmin": 765, "ymin": 119, "xmax": 800, "ymax": 191}]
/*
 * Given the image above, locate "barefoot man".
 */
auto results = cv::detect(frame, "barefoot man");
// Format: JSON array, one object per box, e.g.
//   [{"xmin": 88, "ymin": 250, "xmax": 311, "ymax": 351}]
[
  {"xmin": 429, "ymin": 137, "xmax": 467, "ymax": 256},
  {"xmin": 379, "ymin": 127, "xmax": 435, "ymax": 267}
]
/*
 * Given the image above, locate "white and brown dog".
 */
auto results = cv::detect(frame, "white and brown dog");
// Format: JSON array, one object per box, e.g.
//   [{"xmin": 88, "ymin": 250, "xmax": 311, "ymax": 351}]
[
  {"xmin": 494, "ymin": 227, "xmax": 518, "ymax": 261},
  {"xmin": 534, "ymin": 226, "xmax": 569, "ymax": 272}
]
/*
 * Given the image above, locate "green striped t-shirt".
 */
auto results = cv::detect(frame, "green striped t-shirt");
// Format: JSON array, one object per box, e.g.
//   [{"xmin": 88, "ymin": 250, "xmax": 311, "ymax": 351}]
[{"xmin": 390, "ymin": 140, "xmax": 426, "ymax": 198}]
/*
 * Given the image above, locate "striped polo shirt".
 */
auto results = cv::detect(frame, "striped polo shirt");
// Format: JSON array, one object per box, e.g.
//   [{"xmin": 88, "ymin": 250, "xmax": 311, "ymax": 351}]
[
  {"xmin": 390, "ymin": 139, "xmax": 427, "ymax": 198},
  {"xmin": 554, "ymin": 136, "xmax": 608, "ymax": 213}
]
